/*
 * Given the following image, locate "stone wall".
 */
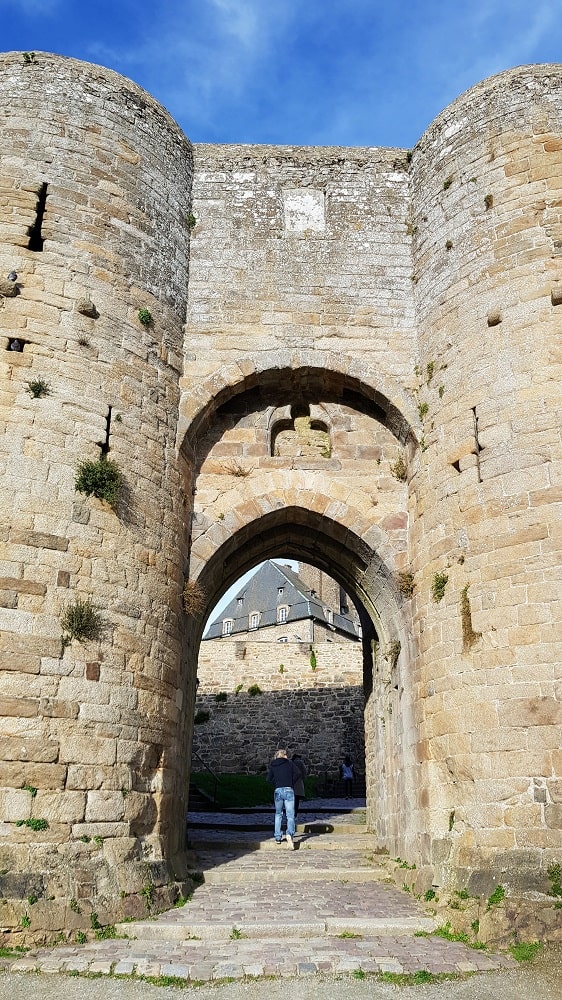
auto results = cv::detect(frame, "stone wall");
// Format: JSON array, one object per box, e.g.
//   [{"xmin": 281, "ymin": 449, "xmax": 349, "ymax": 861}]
[{"xmin": 193, "ymin": 638, "xmax": 364, "ymax": 775}]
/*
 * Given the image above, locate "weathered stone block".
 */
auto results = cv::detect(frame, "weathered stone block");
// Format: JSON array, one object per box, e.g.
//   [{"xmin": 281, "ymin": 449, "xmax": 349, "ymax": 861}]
[
  {"xmin": 10, "ymin": 530, "xmax": 68, "ymax": 551},
  {"xmin": 0, "ymin": 737, "xmax": 59, "ymax": 762},
  {"xmin": 498, "ymin": 697, "xmax": 562, "ymax": 727},
  {"xmin": 0, "ymin": 789, "xmax": 32, "ymax": 822},
  {"xmin": 1, "ymin": 762, "xmax": 67, "ymax": 788},
  {"xmin": 545, "ymin": 804, "xmax": 562, "ymax": 829},
  {"xmin": 85, "ymin": 790, "xmax": 125, "ymax": 822},
  {"xmin": 59, "ymin": 736, "xmax": 116, "ymax": 765},
  {"xmin": 33, "ymin": 790, "xmax": 86, "ymax": 823},
  {"xmin": 71, "ymin": 822, "xmax": 129, "ymax": 839}
]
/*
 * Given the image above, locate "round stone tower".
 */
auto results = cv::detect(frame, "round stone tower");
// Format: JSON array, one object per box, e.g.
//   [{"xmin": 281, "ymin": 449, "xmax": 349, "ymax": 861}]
[
  {"xmin": 408, "ymin": 66, "xmax": 562, "ymax": 891},
  {"xmin": 0, "ymin": 52, "xmax": 194, "ymax": 931}
]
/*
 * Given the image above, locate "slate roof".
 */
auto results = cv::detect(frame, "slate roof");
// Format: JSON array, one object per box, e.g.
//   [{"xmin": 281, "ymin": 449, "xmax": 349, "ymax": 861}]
[{"xmin": 203, "ymin": 560, "xmax": 360, "ymax": 640}]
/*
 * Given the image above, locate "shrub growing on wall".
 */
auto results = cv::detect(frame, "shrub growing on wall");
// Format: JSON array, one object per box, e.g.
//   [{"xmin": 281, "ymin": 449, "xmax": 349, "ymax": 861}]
[
  {"xmin": 61, "ymin": 597, "xmax": 104, "ymax": 644},
  {"xmin": 75, "ymin": 456, "xmax": 122, "ymax": 510}
]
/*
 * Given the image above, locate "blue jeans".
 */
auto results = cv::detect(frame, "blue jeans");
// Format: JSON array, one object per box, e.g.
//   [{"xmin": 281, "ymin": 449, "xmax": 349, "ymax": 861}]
[{"xmin": 274, "ymin": 786, "xmax": 295, "ymax": 840}]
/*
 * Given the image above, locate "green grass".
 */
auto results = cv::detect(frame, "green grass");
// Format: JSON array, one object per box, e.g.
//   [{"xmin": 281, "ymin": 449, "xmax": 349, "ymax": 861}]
[
  {"xmin": 0, "ymin": 946, "xmax": 29, "ymax": 958},
  {"xmin": 486, "ymin": 884, "xmax": 505, "ymax": 910},
  {"xmin": 191, "ymin": 772, "xmax": 319, "ymax": 809},
  {"xmin": 431, "ymin": 922, "xmax": 487, "ymax": 951},
  {"xmin": 380, "ymin": 970, "xmax": 463, "ymax": 985},
  {"xmin": 509, "ymin": 941, "xmax": 543, "ymax": 962}
]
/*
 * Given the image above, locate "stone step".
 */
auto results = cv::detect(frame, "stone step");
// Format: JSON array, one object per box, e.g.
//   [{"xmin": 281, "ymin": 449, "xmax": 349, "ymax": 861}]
[
  {"xmin": 187, "ymin": 831, "xmax": 374, "ymax": 850},
  {"xmin": 116, "ymin": 916, "xmax": 437, "ymax": 942},
  {"xmin": 5, "ymin": 930, "xmax": 512, "ymax": 981},
  {"xmin": 189, "ymin": 864, "xmax": 388, "ymax": 884},
  {"xmin": 188, "ymin": 820, "xmax": 368, "ymax": 834}
]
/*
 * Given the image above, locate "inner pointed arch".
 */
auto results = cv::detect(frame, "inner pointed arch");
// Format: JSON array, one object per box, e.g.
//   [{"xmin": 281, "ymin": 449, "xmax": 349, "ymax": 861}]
[
  {"xmin": 190, "ymin": 505, "xmax": 404, "ymax": 648},
  {"xmin": 178, "ymin": 354, "xmax": 420, "ymax": 460}
]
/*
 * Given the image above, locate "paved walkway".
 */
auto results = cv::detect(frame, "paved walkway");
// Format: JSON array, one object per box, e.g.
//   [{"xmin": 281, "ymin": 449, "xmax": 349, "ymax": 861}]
[{"xmin": 0, "ymin": 801, "xmax": 515, "ymax": 984}]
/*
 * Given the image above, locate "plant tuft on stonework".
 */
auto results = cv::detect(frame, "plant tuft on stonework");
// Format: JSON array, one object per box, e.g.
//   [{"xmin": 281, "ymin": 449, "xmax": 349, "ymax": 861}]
[
  {"xmin": 138, "ymin": 307, "xmax": 153, "ymax": 326},
  {"xmin": 75, "ymin": 456, "xmax": 122, "ymax": 509},
  {"xmin": 215, "ymin": 691, "xmax": 227, "ymax": 702},
  {"xmin": 23, "ymin": 52, "xmax": 35, "ymax": 64},
  {"xmin": 183, "ymin": 580, "xmax": 207, "ymax": 616},
  {"xmin": 390, "ymin": 454, "xmax": 407, "ymax": 482},
  {"xmin": 222, "ymin": 458, "xmax": 254, "ymax": 478},
  {"xmin": 16, "ymin": 818, "xmax": 49, "ymax": 831},
  {"xmin": 397, "ymin": 572, "xmax": 414, "ymax": 598},
  {"xmin": 141, "ymin": 883, "xmax": 156, "ymax": 911},
  {"xmin": 25, "ymin": 377, "xmax": 50, "ymax": 398},
  {"xmin": 387, "ymin": 640, "xmax": 401, "ymax": 670},
  {"xmin": 460, "ymin": 585, "xmax": 481, "ymax": 651},
  {"xmin": 486, "ymin": 884, "xmax": 505, "ymax": 910},
  {"xmin": 443, "ymin": 176, "xmax": 453, "ymax": 190},
  {"xmin": 432, "ymin": 572, "xmax": 448, "ymax": 603},
  {"xmin": 310, "ymin": 650, "xmax": 317, "ymax": 671},
  {"xmin": 418, "ymin": 401, "xmax": 429, "ymax": 420},
  {"xmin": 61, "ymin": 597, "xmax": 104, "ymax": 645},
  {"xmin": 187, "ymin": 213, "xmax": 196, "ymax": 230},
  {"xmin": 547, "ymin": 862, "xmax": 562, "ymax": 897},
  {"xmin": 510, "ymin": 942, "xmax": 542, "ymax": 962},
  {"xmin": 248, "ymin": 684, "xmax": 262, "ymax": 696}
]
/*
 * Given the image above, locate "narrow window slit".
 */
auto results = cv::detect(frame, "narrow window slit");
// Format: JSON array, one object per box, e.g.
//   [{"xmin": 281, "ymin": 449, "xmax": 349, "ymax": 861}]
[
  {"xmin": 27, "ymin": 183, "xmax": 48, "ymax": 252},
  {"xmin": 99, "ymin": 406, "xmax": 112, "ymax": 456},
  {"xmin": 472, "ymin": 407, "xmax": 482, "ymax": 483}
]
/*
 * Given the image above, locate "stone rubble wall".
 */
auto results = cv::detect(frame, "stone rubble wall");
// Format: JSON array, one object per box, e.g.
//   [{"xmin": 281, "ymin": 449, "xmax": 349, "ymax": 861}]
[{"xmin": 193, "ymin": 637, "xmax": 365, "ymax": 775}]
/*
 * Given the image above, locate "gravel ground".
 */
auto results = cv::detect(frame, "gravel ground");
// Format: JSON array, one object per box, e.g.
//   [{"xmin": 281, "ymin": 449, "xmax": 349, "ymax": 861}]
[{"xmin": 0, "ymin": 945, "xmax": 560, "ymax": 1000}]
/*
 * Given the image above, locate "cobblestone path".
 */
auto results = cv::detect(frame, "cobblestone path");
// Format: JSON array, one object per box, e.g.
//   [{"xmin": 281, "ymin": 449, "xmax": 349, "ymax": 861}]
[{"xmin": 0, "ymin": 801, "xmax": 514, "ymax": 983}]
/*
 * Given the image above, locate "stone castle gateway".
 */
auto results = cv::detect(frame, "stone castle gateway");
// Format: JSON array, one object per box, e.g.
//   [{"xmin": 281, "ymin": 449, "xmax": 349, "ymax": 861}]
[{"xmin": 0, "ymin": 52, "xmax": 560, "ymax": 932}]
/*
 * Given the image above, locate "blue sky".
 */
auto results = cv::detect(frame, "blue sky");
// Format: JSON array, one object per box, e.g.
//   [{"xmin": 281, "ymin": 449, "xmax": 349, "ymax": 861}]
[{"xmin": 1, "ymin": 0, "xmax": 561, "ymax": 148}]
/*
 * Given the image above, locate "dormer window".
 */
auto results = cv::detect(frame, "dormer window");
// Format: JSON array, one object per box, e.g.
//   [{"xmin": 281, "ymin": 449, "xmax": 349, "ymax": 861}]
[
  {"xmin": 222, "ymin": 619, "xmax": 233, "ymax": 636},
  {"xmin": 237, "ymin": 596, "xmax": 244, "ymax": 605},
  {"xmin": 278, "ymin": 587, "xmax": 284, "ymax": 597},
  {"xmin": 277, "ymin": 605, "xmax": 288, "ymax": 624},
  {"xmin": 249, "ymin": 612, "xmax": 260, "ymax": 630}
]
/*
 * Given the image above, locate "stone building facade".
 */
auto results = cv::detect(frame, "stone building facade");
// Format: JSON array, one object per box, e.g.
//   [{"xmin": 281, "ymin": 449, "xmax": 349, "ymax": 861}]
[
  {"xmin": 0, "ymin": 51, "xmax": 561, "ymax": 933},
  {"xmin": 196, "ymin": 562, "xmax": 364, "ymax": 776}
]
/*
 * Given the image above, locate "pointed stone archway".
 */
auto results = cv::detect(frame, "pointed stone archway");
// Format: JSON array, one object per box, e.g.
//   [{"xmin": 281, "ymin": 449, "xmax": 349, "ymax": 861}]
[
  {"xmin": 184, "ymin": 504, "xmax": 420, "ymax": 859},
  {"xmin": 177, "ymin": 356, "xmax": 423, "ymax": 864}
]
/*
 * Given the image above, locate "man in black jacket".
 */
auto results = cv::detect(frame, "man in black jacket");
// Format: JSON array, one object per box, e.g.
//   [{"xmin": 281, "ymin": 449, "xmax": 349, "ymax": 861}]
[{"xmin": 266, "ymin": 749, "xmax": 299, "ymax": 849}]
